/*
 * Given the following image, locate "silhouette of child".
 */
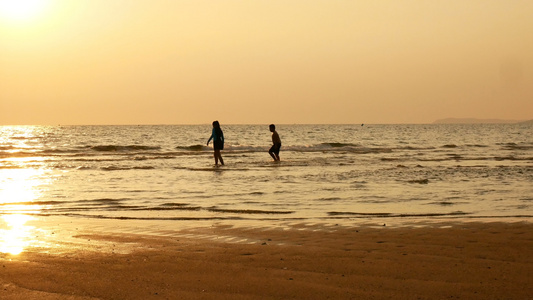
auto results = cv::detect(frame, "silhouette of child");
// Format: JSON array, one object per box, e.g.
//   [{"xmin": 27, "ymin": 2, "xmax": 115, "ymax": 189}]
[
  {"xmin": 207, "ymin": 121, "xmax": 224, "ymax": 166},
  {"xmin": 268, "ymin": 124, "xmax": 281, "ymax": 161}
]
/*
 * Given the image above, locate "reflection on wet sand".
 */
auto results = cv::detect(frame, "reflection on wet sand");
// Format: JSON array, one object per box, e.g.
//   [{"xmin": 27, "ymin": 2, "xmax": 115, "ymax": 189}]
[
  {"xmin": 0, "ymin": 168, "xmax": 45, "ymax": 255},
  {"xmin": 0, "ymin": 214, "xmax": 36, "ymax": 255}
]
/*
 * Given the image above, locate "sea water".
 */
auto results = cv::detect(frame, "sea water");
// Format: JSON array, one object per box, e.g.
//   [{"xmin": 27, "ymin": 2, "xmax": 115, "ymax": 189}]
[{"xmin": 0, "ymin": 124, "xmax": 532, "ymax": 226}]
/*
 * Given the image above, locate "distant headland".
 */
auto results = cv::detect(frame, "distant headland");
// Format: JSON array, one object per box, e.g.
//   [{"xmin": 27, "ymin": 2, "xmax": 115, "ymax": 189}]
[{"xmin": 433, "ymin": 118, "xmax": 533, "ymax": 124}]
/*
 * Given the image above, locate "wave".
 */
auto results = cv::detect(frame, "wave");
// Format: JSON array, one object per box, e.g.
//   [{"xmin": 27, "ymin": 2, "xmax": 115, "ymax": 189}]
[
  {"xmin": 395, "ymin": 146, "xmax": 436, "ymax": 150},
  {"xmin": 428, "ymin": 201, "xmax": 462, "ymax": 206},
  {"xmin": 176, "ymin": 144, "xmax": 207, "ymax": 151},
  {"xmin": 3, "ymin": 200, "xmax": 295, "ymax": 216},
  {"xmin": 1, "ymin": 142, "xmax": 391, "ymax": 156},
  {"xmin": 91, "ymin": 145, "xmax": 161, "ymax": 152},
  {"xmin": 416, "ymin": 156, "xmax": 533, "ymax": 162},
  {"xmin": 320, "ymin": 142, "xmax": 357, "ymax": 148},
  {"xmin": 78, "ymin": 198, "xmax": 130, "ymax": 204},
  {"xmin": 44, "ymin": 213, "xmax": 247, "ymax": 221},
  {"xmin": 100, "ymin": 165, "xmax": 156, "ymax": 171},
  {"xmin": 1, "ymin": 140, "xmax": 531, "ymax": 167},
  {"xmin": 206, "ymin": 208, "xmax": 294, "ymax": 214},
  {"xmin": 442, "ymin": 144, "xmax": 458, "ymax": 148},
  {"xmin": 175, "ymin": 143, "xmax": 395, "ymax": 155},
  {"xmin": 407, "ymin": 179, "xmax": 430, "ymax": 184},
  {"xmin": 494, "ymin": 156, "xmax": 533, "ymax": 161},
  {"xmin": 0, "ymin": 151, "xmax": 44, "ymax": 158},
  {"xmin": 443, "ymin": 144, "xmax": 492, "ymax": 149},
  {"xmin": 499, "ymin": 142, "xmax": 533, "ymax": 151},
  {"xmin": 0, "ymin": 200, "xmax": 65, "ymax": 206},
  {"xmin": 327, "ymin": 211, "xmax": 470, "ymax": 217},
  {"xmin": 0, "ymin": 146, "xmax": 16, "ymax": 151},
  {"xmin": 130, "ymin": 206, "xmax": 202, "ymax": 211},
  {"xmin": 15, "ymin": 212, "xmax": 532, "ymax": 221}
]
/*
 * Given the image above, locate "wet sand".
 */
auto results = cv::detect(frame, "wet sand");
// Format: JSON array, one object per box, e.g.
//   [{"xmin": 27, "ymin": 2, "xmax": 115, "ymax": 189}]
[{"xmin": 1, "ymin": 221, "xmax": 532, "ymax": 299}]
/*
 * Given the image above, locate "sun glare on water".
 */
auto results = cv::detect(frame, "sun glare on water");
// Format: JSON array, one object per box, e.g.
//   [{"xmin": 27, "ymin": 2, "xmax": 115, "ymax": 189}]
[{"xmin": 0, "ymin": 0, "xmax": 49, "ymax": 22}]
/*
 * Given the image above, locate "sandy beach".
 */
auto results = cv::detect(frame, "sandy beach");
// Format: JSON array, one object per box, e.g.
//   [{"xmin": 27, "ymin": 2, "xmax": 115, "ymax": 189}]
[{"xmin": 1, "ymin": 221, "xmax": 532, "ymax": 299}]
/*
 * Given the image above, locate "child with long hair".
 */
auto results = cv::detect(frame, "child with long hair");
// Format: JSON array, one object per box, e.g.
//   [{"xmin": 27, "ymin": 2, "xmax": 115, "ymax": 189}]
[{"xmin": 207, "ymin": 121, "xmax": 224, "ymax": 166}]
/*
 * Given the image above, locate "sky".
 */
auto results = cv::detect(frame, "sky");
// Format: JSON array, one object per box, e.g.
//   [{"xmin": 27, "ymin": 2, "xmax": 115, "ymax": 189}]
[{"xmin": 1, "ymin": 0, "xmax": 532, "ymax": 125}]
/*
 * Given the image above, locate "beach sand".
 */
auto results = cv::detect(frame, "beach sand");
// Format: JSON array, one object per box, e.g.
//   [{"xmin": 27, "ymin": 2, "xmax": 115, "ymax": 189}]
[{"xmin": 1, "ymin": 221, "xmax": 532, "ymax": 299}]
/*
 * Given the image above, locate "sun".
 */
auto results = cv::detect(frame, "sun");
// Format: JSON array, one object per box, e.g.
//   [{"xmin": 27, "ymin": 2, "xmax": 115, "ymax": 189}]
[{"xmin": 0, "ymin": 0, "xmax": 49, "ymax": 22}]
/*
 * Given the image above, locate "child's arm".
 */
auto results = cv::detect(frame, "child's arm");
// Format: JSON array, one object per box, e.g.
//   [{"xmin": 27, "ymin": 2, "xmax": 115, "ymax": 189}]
[{"xmin": 207, "ymin": 129, "xmax": 214, "ymax": 145}]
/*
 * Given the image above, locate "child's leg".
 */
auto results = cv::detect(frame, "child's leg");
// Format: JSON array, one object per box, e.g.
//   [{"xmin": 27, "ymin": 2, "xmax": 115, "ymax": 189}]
[
  {"xmin": 269, "ymin": 145, "xmax": 277, "ymax": 161},
  {"xmin": 214, "ymin": 150, "xmax": 220, "ymax": 165},
  {"xmin": 218, "ymin": 152, "xmax": 224, "ymax": 165},
  {"xmin": 269, "ymin": 152, "xmax": 277, "ymax": 161},
  {"xmin": 274, "ymin": 145, "xmax": 281, "ymax": 161}
]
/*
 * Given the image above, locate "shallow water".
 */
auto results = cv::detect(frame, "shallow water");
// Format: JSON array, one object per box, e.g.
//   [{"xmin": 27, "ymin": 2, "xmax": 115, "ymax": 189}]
[{"xmin": 0, "ymin": 124, "xmax": 531, "ymax": 226}]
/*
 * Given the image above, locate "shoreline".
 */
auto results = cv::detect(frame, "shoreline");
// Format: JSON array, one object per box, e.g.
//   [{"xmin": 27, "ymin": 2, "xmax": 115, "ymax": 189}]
[{"xmin": 1, "ymin": 219, "xmax": 532, "ymax": 299}]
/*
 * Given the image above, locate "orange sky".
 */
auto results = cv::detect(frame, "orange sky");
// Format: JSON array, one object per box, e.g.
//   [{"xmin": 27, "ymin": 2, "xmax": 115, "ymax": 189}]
[{"xmin": 1, "ymin": 0, "xmax": 532, "ymax": 125}]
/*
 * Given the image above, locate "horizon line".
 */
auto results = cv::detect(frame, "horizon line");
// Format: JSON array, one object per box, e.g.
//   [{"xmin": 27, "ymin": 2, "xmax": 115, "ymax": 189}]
[{"xmin": 1, "ymin": 120, "xmax": 531, "ymax": 127}]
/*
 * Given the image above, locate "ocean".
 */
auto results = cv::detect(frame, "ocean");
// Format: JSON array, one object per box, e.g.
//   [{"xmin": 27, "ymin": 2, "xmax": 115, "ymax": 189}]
[{"xmin": 1, "ymin": 124, "xmax": 532, "ymax": 227}]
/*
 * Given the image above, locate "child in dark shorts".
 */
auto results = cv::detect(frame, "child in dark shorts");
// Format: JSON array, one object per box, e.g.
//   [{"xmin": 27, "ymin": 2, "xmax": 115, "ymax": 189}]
[{"xmin": 269, "ymin": 124, "xmax": 281, "ymax": 161}]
